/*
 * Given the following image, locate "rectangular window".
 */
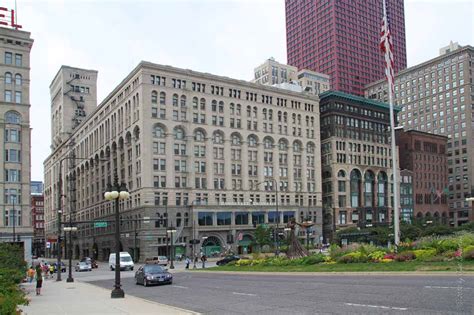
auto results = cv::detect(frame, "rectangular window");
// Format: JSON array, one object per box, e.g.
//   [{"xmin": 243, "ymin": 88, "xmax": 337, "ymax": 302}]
[
  {"xmin": 5, "ymin": 90, "xmax": 12, "ymax": 102},
  {"xmin": 283, "ymin": 211, "xmax": 295, "ymax": 223},
  {"xmin": 15, "ymin": 91, "xmax": 21, "ymax": 104},
  {"xmin": 251, "ymin": 212, "xmax": 265, "ymax": 225},
  {"xmin": 217, "ymin": 212, "xmax": 231, "ymax": 225},
  {"xmin": 198, "ymin": 212, "xmax": 213, "ymax": 226},
  {"xmin": 235, "ymin": 212, "xmax": 248, "ymax": 225},
  {"xmin": 15, "ymin": 54, "xmax": 22, "ymax": 66},
  {"xmin": 5, "ymin": 52, "xmax": 12, "ymax": 64},
  {"xmin": 268, "ymin": 211, "xmax": 280, "ymax": 223}
]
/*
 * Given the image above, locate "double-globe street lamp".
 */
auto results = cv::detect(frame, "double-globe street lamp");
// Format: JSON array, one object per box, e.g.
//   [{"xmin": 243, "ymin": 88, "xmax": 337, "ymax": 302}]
[
  {"xmin": 64, "ymin": 226, "xmax": 78, "ymax": 282},
  {"xmin": 104, "ymin": 171, "xmax": 130, "ymax": 299}
]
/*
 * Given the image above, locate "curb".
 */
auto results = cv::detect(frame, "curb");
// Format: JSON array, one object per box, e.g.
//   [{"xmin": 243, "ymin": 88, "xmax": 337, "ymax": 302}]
[{"xmin": 196, "ymin": 270, "xmax": 474, "ymax": 277}]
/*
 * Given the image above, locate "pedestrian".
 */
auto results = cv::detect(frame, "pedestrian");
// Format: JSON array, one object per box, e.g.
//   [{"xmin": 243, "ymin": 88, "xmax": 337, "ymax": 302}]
[
  {"xmin": 35, "ymin": 266, "xmax": 43, "ymax": 295},
  {"xmin": 185, "ymin": 256, "xmax": 190, "ymax": 269},
  {"xmin": 201, "ymin": 254, "xmax": 207, "ymax": 268},
  {"xmin": 49, "ymin": 265, "xmax": 55, "ymax": 279},
  {"xmin": 27, "ymin": 266, "xmax": 35, "ymax": 283}
]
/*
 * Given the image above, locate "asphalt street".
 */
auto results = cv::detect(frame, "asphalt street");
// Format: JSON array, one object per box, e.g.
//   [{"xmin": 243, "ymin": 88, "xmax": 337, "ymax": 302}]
[{"xmin": 83, "ymin": 269, "xmax": 474, "ymax": 315}]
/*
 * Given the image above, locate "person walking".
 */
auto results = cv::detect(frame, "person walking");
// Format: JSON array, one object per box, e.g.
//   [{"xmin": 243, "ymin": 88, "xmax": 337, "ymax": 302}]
[
  {"xmin": 49, "ymin": 265, "xmax": 55, "ymax": 279},
  {"xmin": 35, "ymin": 266, "xmax": 43, "ymax": 296},
  {"xmin": 27, "ymin": 266, "xmax": 35, "ymax": 283},
  {"xmin": 185, "ymin": 256, "xmax": 190, "ymax": 269},
  {"xmin": 201, "ymin": 254, "xmax": 207, "ymax": 269}
]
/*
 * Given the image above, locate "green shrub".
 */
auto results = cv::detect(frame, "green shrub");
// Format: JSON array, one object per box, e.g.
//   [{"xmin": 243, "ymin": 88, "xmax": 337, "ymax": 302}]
[
  {"xmin": 394, "ymin": 251, "xmax": 415, "ymax": 262},
  {"xmin": 300, "ymin": 254, "xmax": 325, "ymax": 265},
  {"xmin": 337, "ymin": 251, "xmax": 369, "ymax": 264},
  {"xmin": 368, "ymin": 250, "xmax": 386, "ymax": 262},
  {"xmin": 413, "ymin": 249, "xmax": 437, "ymax": 261},
  {"xmin": 463, "ymin": 248, "xmax": 474, "ymax": 260},
  {"xmin": 0, "ymin": 243, "xmax": 28, "ymax": 315}
]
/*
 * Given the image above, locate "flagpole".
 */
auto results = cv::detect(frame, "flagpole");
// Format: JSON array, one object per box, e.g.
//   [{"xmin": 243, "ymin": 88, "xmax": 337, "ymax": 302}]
[{"xmin": 383, "ymin": 0, "xmax": 400, "ymax": 248}]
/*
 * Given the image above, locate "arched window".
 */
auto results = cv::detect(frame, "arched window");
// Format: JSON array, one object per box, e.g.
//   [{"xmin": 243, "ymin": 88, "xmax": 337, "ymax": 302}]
[
  {"xmin": 279, "ymin": 139, "xmax": 288, "ymax": 151},
  {"xmin": 263, "ymin": 137, "xmax": 273, "ymax": 149},
  {"xmin": 200, "ymin": 98, "xmax": 206, "ymax": 110},
  {"xmin": 293, "ymin": 141, "xmax": 301, "ymax": 152},
  {"xmin": 350, "ymin": 169, "xmax": 361, "ymax": 207},
  {"xmin": 15, "ymin": 74, "xmax": 22, "ymax": 85},
  {"xmin": 337, "ymin": 170, "xmax": 346, "ymax": 178},
  {"xmin": 151, "ymin": 91, "xmax": 158, "ymax": 104},
  {"xmin": 248, "ymin": 135, "xmax": 257, "ymax": 147},
  {"xmin": 232, "ymin": 134, "xmax": 241, "ymax": 145},
  {"xmin": 194, "ymin": 130, "xmax": 205, "ymax": 142},
  {"xmin": 5, "ymin": 111, "xmax": 21, "ymax": 124},
  {"xmin": 159, "ymin": 92, "xmax": 166, "ymax": 105},
  {"xmin": 192, "ymin": 97, "xmax": 198, "ymax": 109},
  {"xmin": 5, "ymin": 72, "xmax": 11, "ymax": 84},
  {"xmin": 172, "ymin": 94, "xmax": 179, "ymax": 106},
  {"xmin": 218, "ymin": 101, "xmax": 224, "ymax": 113},
  {"xmin": 153, "ymin": 125, "xmax": 165, "ymax": 138},
  {"xmin": 213, "ymin": 131, "xmax": 223, "ymax": 144},
  {"xmin": 364, "ymin": 171, "xmax": 375, "ymax": 207},
  {"xmin": 180, "ymin": 95, "xmax": 186, "ymax": 107},
  {"xmin": 174, "ymin": 127, "xmax": 185, "ymax": 140},
  {"xmin": 377, "ymin": 172, "xmax": 387, "ymax": 206}
]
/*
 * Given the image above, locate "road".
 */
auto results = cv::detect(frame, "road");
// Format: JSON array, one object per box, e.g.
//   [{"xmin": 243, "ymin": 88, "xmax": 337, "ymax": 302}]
[{"xmin": 78, "ymin": 267, "xmax": 474, "ymax": 315}]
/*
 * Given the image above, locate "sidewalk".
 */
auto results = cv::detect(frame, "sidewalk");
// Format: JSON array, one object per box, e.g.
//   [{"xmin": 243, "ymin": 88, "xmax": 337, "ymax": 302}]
[{"xmin": 19, "ymin": 279, "xmax": 199, "ymax": 315}]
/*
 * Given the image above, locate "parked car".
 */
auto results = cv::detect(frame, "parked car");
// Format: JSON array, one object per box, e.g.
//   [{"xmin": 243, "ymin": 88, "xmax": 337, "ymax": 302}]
[
  {"xmin": 81, "ymin": 257, "xmax": 98, "ymax": 268},
  {"xmin": 109, "ymin": 252, "xmax": 134, "ymax": 271},
  {"xmin": 216, "ymin": 255, "xmax": 240, "ymax": 266},
  {"xmin": 75, "ymin": 261, "xmax": 92, "ymax": 272},
  {"xmin": 53, "ymin": 262, "xmax": 66, "ymax": 273},
  {"xmin": 135, "ymin": 264, "xmax": 172, "ymax": 286},
  {"xmin": 144, "ymin": 256, "xmax": 168, "ymax": 266}
]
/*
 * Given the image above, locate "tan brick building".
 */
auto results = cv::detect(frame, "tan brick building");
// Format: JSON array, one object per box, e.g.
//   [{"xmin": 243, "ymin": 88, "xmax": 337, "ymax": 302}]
[
  {"xmin": 0, "ymin": 26, "xmax": 34, "ymax": 261},
  {"xmin": 44, "ymin": 61, "xmax": 323, "ymax": 261}
]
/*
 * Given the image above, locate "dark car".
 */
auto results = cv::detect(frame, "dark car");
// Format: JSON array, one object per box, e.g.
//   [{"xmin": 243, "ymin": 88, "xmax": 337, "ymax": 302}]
[
  {"xmin": 134, "ymin": 264, "xmax": 172, "ymax": 287},
  {"xmin": 216, "ymin": 255, "xmax": 240, "ymax": 266},
  {"xmin": 53, "ymin": 262, "xmax": 66, "ymax": 273},
  {"xmin": 81, "ymin": 257, "xmax": 98, "ymax": 269}
]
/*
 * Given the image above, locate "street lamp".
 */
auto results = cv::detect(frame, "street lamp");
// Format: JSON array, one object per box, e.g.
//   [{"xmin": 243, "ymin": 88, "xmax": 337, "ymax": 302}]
[
  {"xmin": 188, "ymin": 200, "xmax": 199, "ymax": 269},
  {"xmin": 167, "ymin": 227, "xmax": 177, "ymax": 269},
  {"xmin": 104, "ymin": 171, "xmax": 130, "ymax": 299},
  {"xmin": 64, "ymin": 226, "xmax": 78, "ymax": 282},
  {"xmin": 201, "ymin": 236, "xmax": 208, "ymax": 257}
]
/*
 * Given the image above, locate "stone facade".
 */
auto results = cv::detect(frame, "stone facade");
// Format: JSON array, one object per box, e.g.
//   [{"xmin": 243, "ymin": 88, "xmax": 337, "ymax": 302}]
[
  {"xmin": 365, "ymin": 45, "xmax": 474, "ymax": 226},
  {"xmin": 44, "ymin": 61, "xmax": 323, "ymax": 261},
  {"xmin": 0, "ymin": 26, "xmax": 34, "ymax": 262},
  {"xmin": 319, "ymin": 91, "xmax": 398, "ymax": 240}
]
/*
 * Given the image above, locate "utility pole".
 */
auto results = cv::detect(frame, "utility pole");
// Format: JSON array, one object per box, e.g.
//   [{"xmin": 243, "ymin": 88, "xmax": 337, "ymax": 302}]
[{"xmin": 56, "ymin": 158, "xmax": 63, "ymax": 281}]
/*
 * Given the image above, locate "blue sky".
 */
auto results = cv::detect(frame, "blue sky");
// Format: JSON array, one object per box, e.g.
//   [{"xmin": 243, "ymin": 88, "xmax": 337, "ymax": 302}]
[{"xmin": 5, "ymin": 0, "xmax": 472, "ymax": 180}]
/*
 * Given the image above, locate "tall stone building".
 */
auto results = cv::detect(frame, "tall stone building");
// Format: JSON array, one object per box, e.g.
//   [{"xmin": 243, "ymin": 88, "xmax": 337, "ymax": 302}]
[
  {"xmin": 253, "ymin": 58, "xmax": 330, "ymax": 95},
  {"xmin": 0, "ymin": 25, "xmax": 34, "ymax": 261},
  {"xmin": 365, "ymin": 44, "xmax": 474, "ymax": 226},
  {"xmin": 319, "ymin": 91, "xmax": 399, "ymax": 240},
  {"xmin": 396, "ymin": 129, "xmax": 449, "ymax": 224},
  {"xmin": 44, "ymin": 61, "xmax": 323, "ymax": 261}
]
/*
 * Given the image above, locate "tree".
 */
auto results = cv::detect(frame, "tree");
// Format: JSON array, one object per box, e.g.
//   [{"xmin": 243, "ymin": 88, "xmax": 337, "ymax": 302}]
[{"xmin": 254, "ymin": 225, "xmax": 272, "ymax": 248}]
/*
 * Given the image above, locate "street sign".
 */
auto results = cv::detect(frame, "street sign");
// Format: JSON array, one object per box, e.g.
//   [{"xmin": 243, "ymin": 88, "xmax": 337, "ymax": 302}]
[
  {"xmin": 143, "ymin": 216, "xmax": 150, "ymax": 224},
  {"xmin": 94, "ymin": 221, "xmax": 107, "ymax": 228}
]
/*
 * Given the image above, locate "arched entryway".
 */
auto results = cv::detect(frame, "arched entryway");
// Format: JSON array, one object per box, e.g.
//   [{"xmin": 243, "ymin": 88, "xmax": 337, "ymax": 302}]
[
  {"xmin": 238, "ymin": 234, "xmax": 254, "ymax": 255},
  {"xmin": 201, "ymin": 236, "xmax": 222, "ymax": 257}
]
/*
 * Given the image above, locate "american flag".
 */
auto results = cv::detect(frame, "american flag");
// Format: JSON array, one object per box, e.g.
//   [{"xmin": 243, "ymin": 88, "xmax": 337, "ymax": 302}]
[{"xmin": 380, "ymin": 0, "xmax": 394, "ymax": 92}]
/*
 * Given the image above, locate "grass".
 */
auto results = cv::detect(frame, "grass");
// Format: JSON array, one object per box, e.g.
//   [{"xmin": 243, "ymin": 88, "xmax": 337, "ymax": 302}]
[{"xmin": 207, "ymin": 260, "xmax": 474, "ymax": 273}]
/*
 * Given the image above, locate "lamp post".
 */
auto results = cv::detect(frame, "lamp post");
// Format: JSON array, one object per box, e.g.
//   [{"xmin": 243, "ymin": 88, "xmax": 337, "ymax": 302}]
[
  {"xmin": 189, "ymin": 200, "xmax": 198, "ymax": 269},
  {"xmin": 56, "ymin": 158, "xmax": 64, "ymax": 281},
  {"xmin": 104, "ymin": 171, "xmax": 130, "ymax": 299},
  {"xmin": 64, "ymin": 226, "xmax": 77, "ymax": 282},
  {"xmin": 167, "ymin": 227, "xmax": 176, "ymax": 269}
]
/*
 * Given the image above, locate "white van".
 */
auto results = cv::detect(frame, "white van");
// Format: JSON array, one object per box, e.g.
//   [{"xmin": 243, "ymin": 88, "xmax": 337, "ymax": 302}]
[{"xmin": 109, "ymin": 252, "xmax": 134, "ymax": 271}]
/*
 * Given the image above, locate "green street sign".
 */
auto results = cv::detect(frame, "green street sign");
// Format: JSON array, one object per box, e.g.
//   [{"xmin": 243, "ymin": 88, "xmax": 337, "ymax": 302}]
[{"xmin": 94, "ymin": 222, "xmax": 107, "ymax": 228}]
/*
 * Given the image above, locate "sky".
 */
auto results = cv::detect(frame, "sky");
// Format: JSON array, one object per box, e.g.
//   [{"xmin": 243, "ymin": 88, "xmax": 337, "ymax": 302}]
[{"xmin": 4, "ymin": 0, "xmax": 472, "ymax": 180}]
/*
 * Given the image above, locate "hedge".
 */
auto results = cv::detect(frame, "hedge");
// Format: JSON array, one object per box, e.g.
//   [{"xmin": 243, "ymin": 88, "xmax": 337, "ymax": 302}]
[{"xmin": 0, "ymin": 243, "xmax": 28, "ymax": 315}]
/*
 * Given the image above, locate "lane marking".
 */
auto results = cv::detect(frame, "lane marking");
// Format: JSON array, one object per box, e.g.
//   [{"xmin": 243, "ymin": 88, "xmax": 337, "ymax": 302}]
[
  {"xmin": 172, "ymin": 285, "xmax": 189, "ymax": 289},
  {"xmin": 424, "ymin": 286, "xmax": 470, "ymax": 289},
  {"xmin": 232, "ymin": 292, "xmax": 257, "ymax": 296},
  {"xmin": 345, "ymin": 303, "xmax": 407, "ymax": 311}
]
